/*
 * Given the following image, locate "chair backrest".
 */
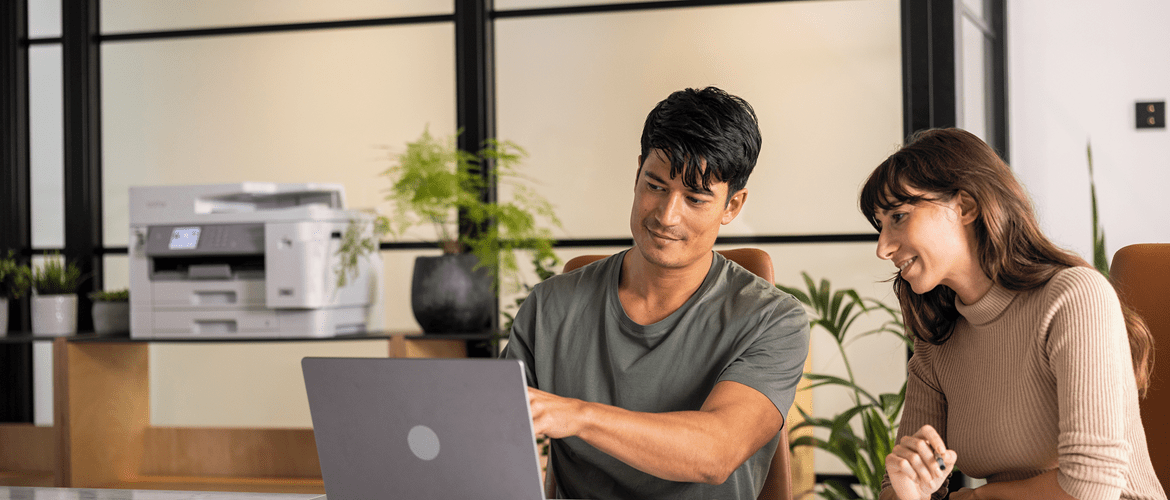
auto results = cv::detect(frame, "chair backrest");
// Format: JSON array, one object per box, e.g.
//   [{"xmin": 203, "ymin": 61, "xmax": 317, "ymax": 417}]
[
  {"xmin": 1110, "ymin": 243, "xmax": 1170, "ymax": 490},
  {"xmin": 562, "ymin": 248, "xmax": 791, "ymax": 500}
]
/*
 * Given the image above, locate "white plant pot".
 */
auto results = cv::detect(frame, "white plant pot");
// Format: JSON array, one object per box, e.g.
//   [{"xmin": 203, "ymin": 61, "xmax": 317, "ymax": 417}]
[
  {"xmin": 92, "ymin": 301, "xmax": 130, "ymax": 334},
  {"xmin": 32, "ymin": 294, "xmax": 78, "ymax": 336},
  {"xmin": 0, "ymin": 297, "xmax": 8, "ymax": 336}
]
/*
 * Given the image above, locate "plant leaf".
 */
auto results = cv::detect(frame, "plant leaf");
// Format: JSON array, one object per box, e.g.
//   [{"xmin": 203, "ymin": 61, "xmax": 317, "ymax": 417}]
[{"xmin": 804, "ymin": 373, "xmax": 881, "ymax": 406}]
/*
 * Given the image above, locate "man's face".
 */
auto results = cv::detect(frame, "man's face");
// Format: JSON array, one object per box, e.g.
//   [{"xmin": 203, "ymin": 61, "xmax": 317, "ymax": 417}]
[{"xmin": 629, "ymin": 149, "xmax": 747, "ymax": 270}]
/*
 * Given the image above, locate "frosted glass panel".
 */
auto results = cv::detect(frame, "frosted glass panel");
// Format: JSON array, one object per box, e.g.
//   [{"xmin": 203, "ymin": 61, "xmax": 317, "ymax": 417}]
[
  {"xmin": 761, "ymin": 240, "xmax": 906, "ymax": 474},
  {"xmin": 150, "ymin": 340, "xmax": 389, "ymax": 428},
  {"xmin": 101, "ymin": 25, "xmax": 457, "ymax": 247},
  {"xmin": 101, "ymin": 0, "xmax": 453, "ymax": 33},
  {"xmin": 30, "ymin": 45, "xmax": 64, "ymax": 249},
  {"xmin": 496, "ymin": 0, "xmax": 635, "ymax": 9},
  {"xmin": 962, "ymin": 0, "xmax": 987, "ymax": 20},
  {"xmin": 496, "ymin": 0, "xmax": 902, "ymax": 240},
  {"xmin": 960, "ymin": 16, "xmax": 990, "ymax": 142},
  {"xmin": 103, "ymin": 255, "xmax": 130, "ymax": 291},
  {"xmin": 28, "ymin": 0, "xmax": 61, "ymax": 38}
]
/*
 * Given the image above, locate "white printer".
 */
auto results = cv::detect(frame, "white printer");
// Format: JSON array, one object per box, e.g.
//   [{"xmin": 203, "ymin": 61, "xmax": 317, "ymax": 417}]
[{"xmin": 128, "ymin": 183, "xmax": 382, "ymax": 339}]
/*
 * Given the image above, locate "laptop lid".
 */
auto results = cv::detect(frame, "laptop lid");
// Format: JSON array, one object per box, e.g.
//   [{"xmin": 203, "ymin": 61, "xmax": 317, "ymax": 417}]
[{"xmin": 302, "ymin": 357, "xmax": 545, "ymax": 500}]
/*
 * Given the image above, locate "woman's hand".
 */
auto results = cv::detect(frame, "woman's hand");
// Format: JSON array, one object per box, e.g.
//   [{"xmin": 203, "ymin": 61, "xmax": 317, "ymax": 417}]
[{"xmin": 885, "ymin": 424, "xmax": 958, "ymax": 500}]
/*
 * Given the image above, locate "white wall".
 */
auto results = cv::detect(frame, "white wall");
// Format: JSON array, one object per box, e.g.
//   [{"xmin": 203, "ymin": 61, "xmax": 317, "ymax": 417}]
[{"xmin": 1008, "ymin": 0, "xmax": 1170, "ymax": 262}]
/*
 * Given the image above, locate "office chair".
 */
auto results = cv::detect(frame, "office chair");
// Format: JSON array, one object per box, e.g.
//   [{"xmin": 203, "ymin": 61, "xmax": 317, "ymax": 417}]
[
  {"xmin": 561, "ymin": 248, "xmax": 793, "ymax": 500},
  {"xmin": 1109, "ymin": 243, "xmax": 1170, "ymax": 491}
]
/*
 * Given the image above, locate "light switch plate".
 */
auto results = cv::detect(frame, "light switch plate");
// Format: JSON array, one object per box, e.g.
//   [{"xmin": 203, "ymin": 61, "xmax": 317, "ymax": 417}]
[{"xmin": 1136, "ymin": 101, "xmax": 1165, "ymax": 129}]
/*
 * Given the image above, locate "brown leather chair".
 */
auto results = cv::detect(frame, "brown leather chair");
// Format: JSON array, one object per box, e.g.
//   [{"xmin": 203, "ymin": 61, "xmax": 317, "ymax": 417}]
[
  {"xmin": 1109, "ymin": 243, "xmax": 1170, "ymax": 491},
  {"xmin": 561, "ymin": 248, "xmax": 792, "ymax": 500}
]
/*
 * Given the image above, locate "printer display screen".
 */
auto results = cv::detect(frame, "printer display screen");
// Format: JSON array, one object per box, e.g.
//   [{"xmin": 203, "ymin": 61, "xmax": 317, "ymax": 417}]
[{"xmin": 169, "ymin": 227, "xmax": 201, "ymax": 250}]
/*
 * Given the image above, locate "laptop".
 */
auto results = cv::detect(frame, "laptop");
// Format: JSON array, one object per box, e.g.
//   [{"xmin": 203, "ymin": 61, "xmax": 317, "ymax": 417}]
[{"xmin": 302, "ymin": 357, "xmax": 546, "ymax": 500}]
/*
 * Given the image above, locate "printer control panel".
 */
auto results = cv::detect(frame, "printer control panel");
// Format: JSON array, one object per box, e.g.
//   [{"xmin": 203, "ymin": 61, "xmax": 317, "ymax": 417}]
[{"xmin": 146, "ymin": 223, "xmax": 264, "ymax": 256}]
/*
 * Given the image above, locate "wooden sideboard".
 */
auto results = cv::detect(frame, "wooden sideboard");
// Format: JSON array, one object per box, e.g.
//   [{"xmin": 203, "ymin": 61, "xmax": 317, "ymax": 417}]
[{"xmin": 0, "ymin": 333, "xmax": 470, "ymax": 493}]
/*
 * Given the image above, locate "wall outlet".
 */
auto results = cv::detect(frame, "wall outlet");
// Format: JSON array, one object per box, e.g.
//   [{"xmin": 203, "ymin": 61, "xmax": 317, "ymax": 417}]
[{"xmin": 1136, "ymin": 101, "xmax": 1165, "ymax": 129}]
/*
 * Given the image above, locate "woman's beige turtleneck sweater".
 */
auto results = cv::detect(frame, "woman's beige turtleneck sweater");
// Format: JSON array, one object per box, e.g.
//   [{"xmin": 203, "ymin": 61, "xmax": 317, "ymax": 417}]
[{"xmin": 882, "ymin": 267, "xmax": 1165, "ymax": 500}]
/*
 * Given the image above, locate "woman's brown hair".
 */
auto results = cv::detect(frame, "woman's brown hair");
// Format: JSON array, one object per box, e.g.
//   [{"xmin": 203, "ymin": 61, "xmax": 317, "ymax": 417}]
[{"xmin": 859, "ymin": 128, "xmax": 1154, "ymax": 396}]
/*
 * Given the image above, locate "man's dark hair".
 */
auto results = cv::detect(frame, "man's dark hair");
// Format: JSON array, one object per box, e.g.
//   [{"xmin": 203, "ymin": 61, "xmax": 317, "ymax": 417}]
[{"xmin": 639, "ymin": 86, "xmax": 762, "ymax": 199}]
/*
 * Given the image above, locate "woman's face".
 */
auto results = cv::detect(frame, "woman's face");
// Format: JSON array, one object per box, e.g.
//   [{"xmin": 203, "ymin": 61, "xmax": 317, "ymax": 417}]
[{"xmin": 872, "ymin": 188, "xmax": 983, "ymax": 298}]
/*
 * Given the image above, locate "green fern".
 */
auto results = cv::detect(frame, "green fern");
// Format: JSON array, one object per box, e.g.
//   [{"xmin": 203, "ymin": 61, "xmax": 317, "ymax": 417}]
[{"xmin": 336, "ymin": 128, "xmax": 562, "ymax": 294}]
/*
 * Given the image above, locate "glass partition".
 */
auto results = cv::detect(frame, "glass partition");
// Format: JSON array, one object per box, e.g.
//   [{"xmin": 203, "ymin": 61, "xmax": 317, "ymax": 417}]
[
  {"xmin": 100, "ymin": 0, "xmax": 453, "ymax": 33},
  {"xmin": 496, "ymin": 0, "xmax": 903, "ymax": 240},
  {"xmin": 28, "ymin": 0, "xmax": 61, "ymax": 38},
  {"xmin": 101, "ymin": 25, "xmax": 457, "ymax": 247},
  {"xmin": 30, "ymin": 45, "xmax": 64, "ymax": 249}
]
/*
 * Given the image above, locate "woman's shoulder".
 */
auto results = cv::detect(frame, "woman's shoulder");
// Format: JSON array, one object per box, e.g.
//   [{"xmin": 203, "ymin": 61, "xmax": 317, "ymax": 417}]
[
  {"xmin": 1042, "ymin": 266, "xmax": 1112, "ymax": 297},
  {"xmin": 1031, "ymin": 266, "xmax": 1120, "ymax": 316}
]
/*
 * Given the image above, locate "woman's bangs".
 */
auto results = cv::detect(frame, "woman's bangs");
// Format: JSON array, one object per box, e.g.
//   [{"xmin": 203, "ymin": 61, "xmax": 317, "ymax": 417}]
[{"xmin": 861, "ymin": 158, "xmax": 921, "ymax": 228}]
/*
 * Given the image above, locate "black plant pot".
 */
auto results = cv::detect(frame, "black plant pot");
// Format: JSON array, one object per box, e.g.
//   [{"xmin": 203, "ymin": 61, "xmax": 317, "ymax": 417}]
[{"xmin": 411, "ymin": 253, "xmax": 493, "ymax": 334}]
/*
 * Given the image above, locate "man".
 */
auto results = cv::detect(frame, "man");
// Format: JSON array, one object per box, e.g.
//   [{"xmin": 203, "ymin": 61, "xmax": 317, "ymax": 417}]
[{"xmin": 501, "ymin": 87, "xmax": 809, "ymax": 499}]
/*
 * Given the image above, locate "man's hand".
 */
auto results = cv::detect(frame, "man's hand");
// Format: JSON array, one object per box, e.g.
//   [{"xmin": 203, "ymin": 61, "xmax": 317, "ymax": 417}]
[{"xmin": 528, "ymin": 387, "xmax": 586, "ymax": 440}]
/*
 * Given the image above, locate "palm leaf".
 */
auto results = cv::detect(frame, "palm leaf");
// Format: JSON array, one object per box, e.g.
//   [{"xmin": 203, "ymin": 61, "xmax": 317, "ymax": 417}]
[
  {"xmin": 804, "ymin": 374, "xmax": 881, "ymax": 406},
  {"xmin": 822, "ymin": 479, "xmax": 863, "ymax": 500}
]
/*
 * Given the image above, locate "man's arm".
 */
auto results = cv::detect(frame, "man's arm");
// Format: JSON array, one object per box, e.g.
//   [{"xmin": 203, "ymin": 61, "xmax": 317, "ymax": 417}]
[{"xmin": 528, "ymin": 379, "xmax": 783, "ymax": 485}]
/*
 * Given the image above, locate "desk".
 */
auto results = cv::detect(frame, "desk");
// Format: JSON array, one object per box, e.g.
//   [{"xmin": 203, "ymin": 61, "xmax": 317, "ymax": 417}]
[{"xmin": 0, "ymin": 486, "xmax": 324, "ymax": 499}]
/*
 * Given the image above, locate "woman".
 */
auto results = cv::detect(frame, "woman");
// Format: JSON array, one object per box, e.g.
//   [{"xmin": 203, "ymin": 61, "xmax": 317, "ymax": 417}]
[{"xmin": 859, "ymin": 128, "xmax": 1165, "ymax": 500}]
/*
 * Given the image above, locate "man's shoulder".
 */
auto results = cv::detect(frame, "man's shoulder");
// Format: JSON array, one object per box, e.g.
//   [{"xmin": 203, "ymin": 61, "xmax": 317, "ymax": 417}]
[
  {"xmin": 530, "ymin": 252, "xmax": 621, "ymax": 298},
  {"xmin": 711, "ymin": 257, "xmax": 801, "ymax": 311}
]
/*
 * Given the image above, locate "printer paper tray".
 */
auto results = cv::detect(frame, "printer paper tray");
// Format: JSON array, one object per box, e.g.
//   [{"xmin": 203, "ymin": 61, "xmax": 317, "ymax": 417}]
[
  {"xmin": 143, "ymin": 306, "xmax": 368, "ymax": 338},
  {"xmin": 151, "ymin": 280, "xmax": 265, "ymax": 307}
]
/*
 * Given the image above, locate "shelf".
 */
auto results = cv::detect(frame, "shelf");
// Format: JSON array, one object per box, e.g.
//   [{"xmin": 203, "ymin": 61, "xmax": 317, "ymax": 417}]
[
  {"xmin": 1, "ymin": 330, "xmax": 498, "ymax": 344},
  {"xmin": 0, "ymin": 471, "xmax": 55, "ymax": 488},
  {"xmin": 1, "ymin": 335, "xmax": 475, "ymax": 492},
  {"xmin": 103, "ymin": 476, "xmax": 325, "ymax": 494}
]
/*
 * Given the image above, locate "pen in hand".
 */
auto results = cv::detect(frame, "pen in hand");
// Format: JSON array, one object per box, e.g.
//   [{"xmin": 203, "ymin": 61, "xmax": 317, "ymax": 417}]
[{"xmin": 934, "ymin": 448, "xmax": 946, "ymax": 470}]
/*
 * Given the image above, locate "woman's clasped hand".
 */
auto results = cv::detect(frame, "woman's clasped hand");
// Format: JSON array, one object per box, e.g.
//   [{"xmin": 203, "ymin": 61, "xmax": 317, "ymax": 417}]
[{"xmin": 885, "ymin": 424, "xmax": 957, "ymax": 500}]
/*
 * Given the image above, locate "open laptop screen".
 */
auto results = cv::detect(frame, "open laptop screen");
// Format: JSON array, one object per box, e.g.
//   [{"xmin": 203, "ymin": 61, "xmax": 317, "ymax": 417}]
[{"xmin": 302, "ymin": 357, "xmax": 545, "ymax": 500}]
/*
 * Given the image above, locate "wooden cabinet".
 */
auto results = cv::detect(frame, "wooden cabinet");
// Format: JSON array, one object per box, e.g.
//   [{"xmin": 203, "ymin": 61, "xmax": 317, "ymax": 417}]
[{"xmin": 0, "ymin": 334, "xmax": 472, "ymax": 493}]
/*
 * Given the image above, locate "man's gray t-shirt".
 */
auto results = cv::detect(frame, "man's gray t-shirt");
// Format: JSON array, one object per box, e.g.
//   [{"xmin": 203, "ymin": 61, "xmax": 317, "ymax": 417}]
[{"xmin": 502, "ymin": 250, "xmax": 810, "ymax": 500}]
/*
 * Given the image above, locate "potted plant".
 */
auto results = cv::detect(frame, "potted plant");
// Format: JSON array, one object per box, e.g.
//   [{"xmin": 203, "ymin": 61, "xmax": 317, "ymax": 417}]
[
  {"xmin": 30, "ymin": 254, "xmax": 83, "ymax": 336},
  {"xmin": 337, "ymin": 128, "xmax": 561, "ymax": 334},
  {"xmin": 0, "ymin": 250, "xmax": 32, "ymax": 336},
  {"xmin": 777, "ymin": 273, "xmax": 911, "ymax": 500},
  {"xmin": 90, "ymin": 288, "xmax": 130, "ymax": 335}
]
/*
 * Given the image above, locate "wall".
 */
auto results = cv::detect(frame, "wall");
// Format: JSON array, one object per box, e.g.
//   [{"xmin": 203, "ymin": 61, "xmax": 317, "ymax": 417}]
[{"xmin": 1008, "ymin": 0, "xmax": 1170, "ymax": 260}]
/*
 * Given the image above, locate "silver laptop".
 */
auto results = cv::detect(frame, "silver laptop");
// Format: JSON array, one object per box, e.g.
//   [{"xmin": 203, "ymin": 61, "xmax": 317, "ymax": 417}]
[{"xmin": 302, "ymin": 357, "xmax": 546, "ymax": 500}]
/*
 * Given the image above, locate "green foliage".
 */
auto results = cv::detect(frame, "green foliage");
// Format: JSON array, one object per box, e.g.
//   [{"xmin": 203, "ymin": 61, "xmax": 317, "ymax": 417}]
[
  {"xmin": 1087, "ymin": 142, "xmax": 1109, "ymax": 277},
  {"xmin": 0, "ymin": 251, "xmax": 32, "ymax": 299},
  {"xmin": 335, "ymin": 129, "xmax": 562, "ymax": 295},
  {"xmin": 89, "ymin": 288, "xmax": 130, "ymax": 302},
  {"xmin": 30, "ymin": 253, "xmax": 83, "ymax": 295},
  {"xmin": 777, "ymin": 273, "xmax": 911, "ymax": 500},
  {"xmin": 334, "ymin": 213, "xmax": 389, "ymax": 288},
  {"xmin": 499, "ymin": 255, "xmax": 560, "ymax": 336}
]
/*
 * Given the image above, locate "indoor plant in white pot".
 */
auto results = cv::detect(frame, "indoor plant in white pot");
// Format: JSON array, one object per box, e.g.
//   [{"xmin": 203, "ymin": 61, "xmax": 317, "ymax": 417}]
[
  {"xmin": 0, "ymin": 251, "xmax": 32, "ymax": 336},
  {"xmin": 336, "ymin": 128, "xmax": 561, "ymax": 334},
  {"xmin": 30, "ymin": 254, "xmax": 83, "ymax": 336},
  {"xmin": 89, "ymin": 288, "xmax": 130, "ymax": 335}
]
